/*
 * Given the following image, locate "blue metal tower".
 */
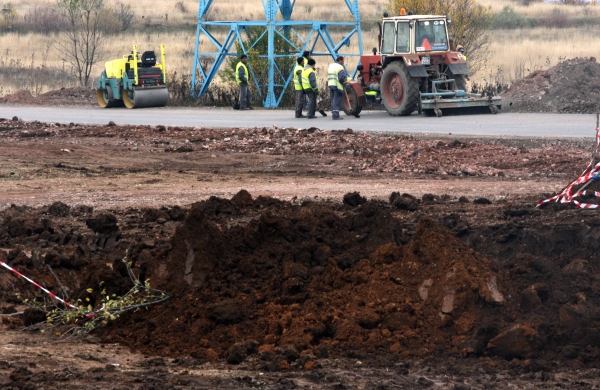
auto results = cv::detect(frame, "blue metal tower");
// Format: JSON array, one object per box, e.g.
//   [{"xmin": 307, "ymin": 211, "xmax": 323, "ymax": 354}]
[{"xmin": 191, "ymin": 0, "xmax": 363, "ymax": 108}]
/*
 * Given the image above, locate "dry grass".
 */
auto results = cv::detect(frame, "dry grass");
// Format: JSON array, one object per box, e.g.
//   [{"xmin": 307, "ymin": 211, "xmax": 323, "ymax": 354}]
[
  {"xmin": 7, "ymin": 0, "xmax": 384, "ymax": 23},
  {"xmin": 476, "ymin": 27, "xmax": 600, "ymax": 86},
  {"xmin": 0, "ymin": 0, "xmax": 599, "ymax": 97},
  {"xmin": 478, "ymin": 0, "xmax": 600, "ymax": 17}
]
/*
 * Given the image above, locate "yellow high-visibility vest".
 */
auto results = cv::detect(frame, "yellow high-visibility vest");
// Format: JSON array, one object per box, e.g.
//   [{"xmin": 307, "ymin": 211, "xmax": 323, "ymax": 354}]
[
  {"xmin": 235, "ymin": 62, "xmax": 248, "ymax": 84},
  {"xmin": 293, "ymin": 64, "xmax": 304, "ymax": 91},
  {"xmin": 301, "ymin": 67, "xmax": 317, "ymax": 92},
  {"xmin": 327, "ymin": 63, "xmax": 344, "ymax": 89}
]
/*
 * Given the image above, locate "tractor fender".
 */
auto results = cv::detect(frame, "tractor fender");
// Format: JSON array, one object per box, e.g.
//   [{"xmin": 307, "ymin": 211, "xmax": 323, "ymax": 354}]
[
  {"xmin": 447, "ymin": 63, "xmax": 469, "ymax": 75},
  {"xmin": 398, "ymin": 56, "xmax": 428, "ymax": 77},
  {"xmin": 346, "ymin": 80, "xmax": 366, "ymax": 104},
  {"xmin": 406, "ymin": 65, "xmax": 428, "ymax": 78},
  {"xmin": 382, "ymin": 57, "xmax": 428, "ymax": 78}
]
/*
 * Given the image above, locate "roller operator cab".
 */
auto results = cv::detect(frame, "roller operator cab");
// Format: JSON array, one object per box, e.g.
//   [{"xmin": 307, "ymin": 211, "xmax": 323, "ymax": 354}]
[
  {"xmin": 96, "ymin": 44, "xmax": 169, "ymax": 109},
  {"xmin": 347, "ymin": 13, "xmax": 501, "ymax": 117}
]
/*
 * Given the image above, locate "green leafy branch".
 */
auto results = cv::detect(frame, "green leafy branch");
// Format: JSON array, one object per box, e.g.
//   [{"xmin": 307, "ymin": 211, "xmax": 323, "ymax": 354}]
[{"xmin": 24, "ymin": 255, "xmax": 169, "ymax": 339}]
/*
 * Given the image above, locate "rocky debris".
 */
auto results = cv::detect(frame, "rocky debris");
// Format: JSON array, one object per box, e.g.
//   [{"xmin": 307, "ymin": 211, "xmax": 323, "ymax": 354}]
[
  {"xmin": 0, "ymin": 119, "xmax": 589, "ymax": 180},
  {"xmin": 502, "ymin": 57, "xmax": 600, "ymax": 113},
  {"xmin": 343, "ymin": 191, "xmax": 367, "ymax": 207},
  {"xmin": 47, "ymin": 201, "xmax": 71, "ymax": 217},
  {"xmin": 473, "ymin": 197, "xmax": 492, "ymax": 205},
  {"xmin": 86, "ymin": 213, "xmax": 118, "ymax": 234},
  {"xmin": 487, "ymin": 324, "xmax": 543, "ymax": 359},
  {"xmin": 390, "ymin": 192, "xmax": 419, "ymax": 211}
]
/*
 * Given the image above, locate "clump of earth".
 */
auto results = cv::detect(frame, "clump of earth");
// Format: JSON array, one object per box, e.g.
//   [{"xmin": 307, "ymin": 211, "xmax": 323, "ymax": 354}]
[{"xmin": 502, "ymin": 57, "xmax": 600, "ymax": 113}]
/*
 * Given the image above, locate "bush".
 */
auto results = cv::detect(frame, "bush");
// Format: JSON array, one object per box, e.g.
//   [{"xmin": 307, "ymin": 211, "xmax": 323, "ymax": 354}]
[
  {"xmin": 0, "ymin": 2, "xmax": 17, "ymax": 30},
  {"xmin": 113, "ymin": 2, "xmax": 135, "ymax": 32},
  {"xmin": 17, "ymin": 2, "xmax": 132, "ymax": 35},
  {"xmin": 515, "ymin": 0, "xmax": 543, "ymax": 5},
  {"xmin": 168, "ymin": 71, "xmax": 239, "ymax": 107},
  {"xmin": 540, "ymin": 8, "xmax": 571, "ymax": 28},
  {"xmin": 20, "ymin": 5, "xmax": 69, "ymax": 34},
  {"xmin": 492, "ymin": 6, "xmax": 530, "ymax": 29}
]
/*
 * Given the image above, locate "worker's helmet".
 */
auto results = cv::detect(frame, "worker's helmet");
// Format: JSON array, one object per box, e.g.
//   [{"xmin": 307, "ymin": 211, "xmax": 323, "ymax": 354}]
[{"xmin": 456, "ymin": 45, "xmax": 464, "ymax": 52}]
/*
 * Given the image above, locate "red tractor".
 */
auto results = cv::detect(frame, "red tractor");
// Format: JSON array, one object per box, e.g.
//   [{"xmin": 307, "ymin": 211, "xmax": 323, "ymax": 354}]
[{"xmin": 343, "ymin": 11, "xmax": 501, "ymax": 117}]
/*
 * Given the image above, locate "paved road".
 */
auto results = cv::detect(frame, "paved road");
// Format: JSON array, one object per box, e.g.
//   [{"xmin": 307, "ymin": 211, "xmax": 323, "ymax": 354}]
[{"xmin": 0, "ymin": 105, "xmax": 596, "ymax": 138}]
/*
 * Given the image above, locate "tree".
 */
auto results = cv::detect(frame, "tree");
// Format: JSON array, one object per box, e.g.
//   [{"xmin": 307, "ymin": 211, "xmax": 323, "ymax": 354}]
[
  {"xmin": 388, "ymin": 0, "xmax": 492, "ymax": 73},
  {"xmin": 221, "ymin": 27, "xmax": 297, "ymax": 106},
  {"xmin": 56, "ymin": 0, "xmax": 109, "ymax": 86}
]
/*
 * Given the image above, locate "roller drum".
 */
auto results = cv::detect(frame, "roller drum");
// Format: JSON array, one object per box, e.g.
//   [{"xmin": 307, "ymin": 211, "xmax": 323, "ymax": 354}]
[{"xmin": 123, "ymin": 86, "xmax": 169, "ymax": 109}]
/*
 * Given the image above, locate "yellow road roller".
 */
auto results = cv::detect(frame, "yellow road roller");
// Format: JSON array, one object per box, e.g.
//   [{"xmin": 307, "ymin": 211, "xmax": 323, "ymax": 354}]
[{"xmin": 96, "ymin": 44, "xmax": 168, "ymax": 109}]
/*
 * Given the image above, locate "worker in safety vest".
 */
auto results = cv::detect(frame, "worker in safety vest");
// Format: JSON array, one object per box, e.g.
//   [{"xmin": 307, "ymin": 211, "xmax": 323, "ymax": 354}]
[
  {"xmin": 456, "ymin": 45, "xmax": 467, "ymax": 61},
  {"xmin": 301, "ymin": 58, "xmax": 319, "ymax": 119},
  {"xmin": 327, "ymin": 56, "xmax": 348, "ymax": 120},
  {"xmin": 236, "ymin": 54, "xmax": 253, "ymax": 110},
  {"xmin": 293, "ymin": 57, "xmax": 306, "ymax": 118},
  {"xmin": 301, "ymin": 50, "xmax": 311, "ymax": 66}
]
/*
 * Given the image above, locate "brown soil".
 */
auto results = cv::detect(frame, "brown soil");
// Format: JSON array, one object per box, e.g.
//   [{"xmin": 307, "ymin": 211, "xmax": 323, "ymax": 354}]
[
  {"xmin": 1, "ymin": 115, "xmax": 600, "ymax": 388},
  {"xmin": 0, "ymin": 87, "xmax": 95, "ymax": 106},
  {"xmin": 502, "ymin": 57, "xmax": 600, "ymax": 114}
]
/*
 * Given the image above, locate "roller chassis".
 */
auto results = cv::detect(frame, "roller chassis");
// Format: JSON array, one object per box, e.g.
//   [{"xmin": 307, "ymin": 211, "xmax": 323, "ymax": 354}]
[{"xmin": 96, "ymin": 44, "xmax": 168, "ymax": 109}]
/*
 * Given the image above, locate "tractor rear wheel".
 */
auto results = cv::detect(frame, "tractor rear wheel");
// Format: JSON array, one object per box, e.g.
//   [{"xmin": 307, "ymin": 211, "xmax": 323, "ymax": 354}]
[
  {"xmin": 381, "ymin": 61, "xmax": 419, "ymax": 116},
  {"xmin": 342, "ymin": 84, "xmax": 362, "ymax": 117}
]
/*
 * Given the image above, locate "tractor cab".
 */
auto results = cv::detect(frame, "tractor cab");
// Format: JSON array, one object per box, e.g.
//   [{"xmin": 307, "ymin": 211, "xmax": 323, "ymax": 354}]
[{"xmin": 380, "ymin": 15, "xmax": 451, "ymax": 58}]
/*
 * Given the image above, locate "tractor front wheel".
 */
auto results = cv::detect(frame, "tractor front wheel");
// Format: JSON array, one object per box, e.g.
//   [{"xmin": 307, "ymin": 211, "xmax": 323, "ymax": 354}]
[
  {"xmin": 381, "ymin": 61, "xmax": 419, "ymax": 116},
  {"xmin": 342, "ymin": 84, "xmax": 362, "ymax": 117},
  {"xmin": 446, "ymin": 69, "xmax": 467, "ymax": 91}
]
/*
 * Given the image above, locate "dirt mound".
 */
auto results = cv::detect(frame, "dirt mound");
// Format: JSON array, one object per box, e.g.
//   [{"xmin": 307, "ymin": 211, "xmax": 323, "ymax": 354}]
[
  {"xmin": 95, "ymin": 193, "xmax": 589, "ymax": 367},
  {"xmin": 108, "ymin": 196, "xmax": 504, "ymax": 362},
  {"xmin": 0, "ymin": 90, "xmax": 36, "ymax": 105},
  {"xmin": 502, "ymin": 57, "xmax": 600, "ymax": 113},
  {"xmin": 4, "ymin": 194, "xmax": 600, "ymax": 369},
  {"xmin": 0, "ymin": 87, "xmax": 95, "ymax": 106}
]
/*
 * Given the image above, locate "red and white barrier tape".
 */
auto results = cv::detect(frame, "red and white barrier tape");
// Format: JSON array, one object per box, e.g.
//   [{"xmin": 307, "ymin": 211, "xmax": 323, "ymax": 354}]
[
  {"xmin": 537, "ymin": 128, "xmax": 600, "ymax": 209},
  {"xmin": 0, "ymin": 260, "xmax": 79, "ymax": 310}
]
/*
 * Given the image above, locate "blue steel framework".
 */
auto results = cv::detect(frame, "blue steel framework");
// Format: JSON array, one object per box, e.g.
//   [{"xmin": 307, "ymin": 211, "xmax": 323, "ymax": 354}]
[{"xmin": 191, "ymin": 0, "xmax": 363, "ymax": 107}]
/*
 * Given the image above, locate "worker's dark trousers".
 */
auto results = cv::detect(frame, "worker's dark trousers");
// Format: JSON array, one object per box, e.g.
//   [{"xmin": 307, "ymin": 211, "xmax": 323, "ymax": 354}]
[
  {"xmin": 305, "ymin": 90, "xmax": 317, "ymax": 117},
  {"xmin": 239, "ymin": 82, "xmax": 251, "ymax": 108},
  {"xmin": 295, "ymin": 90, "xmax": 305, "ymax": 118},
  {"xmin": 329, "ymin": 86, "xmax": 343, "ymax": 119}
]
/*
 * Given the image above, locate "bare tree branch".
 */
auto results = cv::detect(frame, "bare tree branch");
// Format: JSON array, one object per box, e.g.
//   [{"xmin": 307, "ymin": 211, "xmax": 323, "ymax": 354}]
[{"xmin": 56, "ymin": 0, "xmax": 108, "ymax": 86}]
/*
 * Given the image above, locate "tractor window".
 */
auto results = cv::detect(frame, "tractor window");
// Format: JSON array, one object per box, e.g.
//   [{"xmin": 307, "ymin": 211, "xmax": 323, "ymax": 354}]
[
  {"xmin": 396, "ymin": 22, "xmax": 410, "ymax": 53},
  {"xmin": 415, "ymin": 19, "xmax": 448, "ymax": 52},
  {"xmin": 381, "ymin": 22, "xmax": 395, "ymax": 54}
]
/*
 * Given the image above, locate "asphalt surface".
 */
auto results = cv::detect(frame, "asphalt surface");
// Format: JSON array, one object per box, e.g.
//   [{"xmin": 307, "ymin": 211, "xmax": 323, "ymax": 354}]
[{"xmin": 0, "ymin": 106, "xmax": 596, "ymax": 138}]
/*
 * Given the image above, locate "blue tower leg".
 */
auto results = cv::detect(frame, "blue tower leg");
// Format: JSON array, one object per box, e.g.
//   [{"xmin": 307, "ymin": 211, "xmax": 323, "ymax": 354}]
[{"xmin": 191, "ymin": 0, "xmax": 363, "ymax": 108}]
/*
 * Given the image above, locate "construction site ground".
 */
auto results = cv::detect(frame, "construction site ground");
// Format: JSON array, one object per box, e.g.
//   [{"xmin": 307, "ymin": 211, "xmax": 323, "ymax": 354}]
[
  {"xmin": 5, "ymin": 55, "xmax": 600, "ymax": 389},
  {"xmin": 2, "ymin": 113, "xmax": 600, "ymax": 389}
]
